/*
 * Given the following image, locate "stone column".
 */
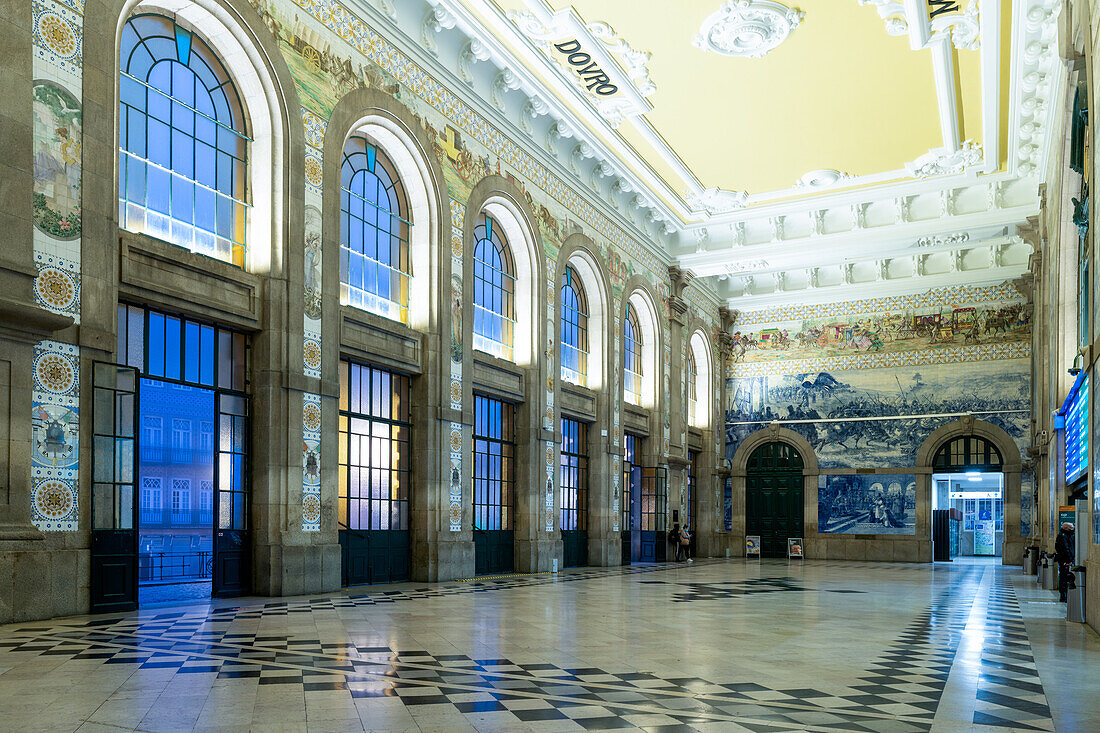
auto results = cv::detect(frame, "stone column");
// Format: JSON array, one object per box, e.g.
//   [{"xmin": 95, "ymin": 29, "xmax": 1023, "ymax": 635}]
[{"xmin": 0, "ymin": 0, "xmax": 78, "ymax": 622}]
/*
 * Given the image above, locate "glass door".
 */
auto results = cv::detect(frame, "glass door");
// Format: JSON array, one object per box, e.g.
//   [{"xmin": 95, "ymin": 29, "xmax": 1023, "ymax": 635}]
[
  {"xmin": 640, "ymin": 466, "xmax": 667, "ymax": 562},
  {"xmin": 90, "ymin": 363, "xmax": 138, "ymax": 613},
  {"xmin": 214, "ymin": 393, "xmax": 249, "ymax": 596}
]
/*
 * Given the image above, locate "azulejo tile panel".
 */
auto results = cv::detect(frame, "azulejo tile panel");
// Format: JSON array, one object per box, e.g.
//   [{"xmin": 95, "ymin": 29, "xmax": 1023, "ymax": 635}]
[
  {"xmin": 33, "ymin": 253, "xmax": 80, "ymax": 319},
  {"xmin": 31, "ymin": 340, "xmax": 80, "ymax": 532},
  {"xmin": 449, "ymin": 424, "xmax": 462, "ymax": 532},
  {"xmin": 31, "ymin": 0, "xmax": 82, "ymax": 533},
  {"xmin": 302, "ymin": 392, "xmax": 322, "ymax": 532},
  {"xmin": 302, "ymin": 107, "xmax": 327, "ymax": 148},
  {"xmin": 32, "ymin": 0, "xmax": 83, "ymax": 77},
  {"xmin": 737, "ymin": 281, "xmax": 1026, "ymax": 327},
  {"xmin": 728, "ymin": 340, "xmax": 1031, "ymax": 378}
]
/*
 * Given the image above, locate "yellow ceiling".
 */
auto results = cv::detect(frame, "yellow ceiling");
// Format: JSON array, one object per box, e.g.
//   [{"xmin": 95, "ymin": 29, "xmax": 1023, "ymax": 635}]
[{"xmin": 491, "ymin": 0, "xmax": 990, "ymax": 201}]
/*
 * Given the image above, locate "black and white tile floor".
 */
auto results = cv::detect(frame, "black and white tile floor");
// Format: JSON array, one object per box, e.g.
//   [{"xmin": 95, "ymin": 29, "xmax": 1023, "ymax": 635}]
[{"xmin": 0, "ymin": 558, "xmax": 1093, "ymax": 732}]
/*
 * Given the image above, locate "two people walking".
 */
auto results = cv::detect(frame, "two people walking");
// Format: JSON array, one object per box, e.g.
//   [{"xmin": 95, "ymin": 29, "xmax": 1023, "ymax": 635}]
[{"xmin": 668, "ymin": 523, "xmax": 692, "ymax": 562}]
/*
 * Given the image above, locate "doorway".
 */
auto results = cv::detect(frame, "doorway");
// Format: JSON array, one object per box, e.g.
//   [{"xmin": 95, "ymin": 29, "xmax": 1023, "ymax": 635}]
[
  {"xmin": 620, "ymin": 433, "xmax": 667, "ymax": 563},
  {"xmin": 91, "ymin": 305, "xmax": 250, "ymax": 613},
  {"xmin": 338, "ymin": 360, "xmax": 411, "ymax": 586},
  {"xmin": 933, "ymin": 472, "xmax": 1004, "ymax": 557},
  {"xmin": 137, "ymin": 379, "xmax": 215, "ymax": 604},
  {"xmin": 745, "ymin": 441, "xmax": 804, "ymax": 558},
  {"xmin": 930, "ymin": 435, "xmax": 1004, "ymax": 560},
  {"xmin": 560, "ymin": 417, "xmax": 588, "ymax": 568},
  {"xmin": 472, "ymin": 394, "xmax": 515, "ymax": 575}
]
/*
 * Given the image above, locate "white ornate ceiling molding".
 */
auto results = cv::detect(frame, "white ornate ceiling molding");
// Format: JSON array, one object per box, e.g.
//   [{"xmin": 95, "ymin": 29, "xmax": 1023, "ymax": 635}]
[
  {"xmin": 586, "ymin": 21, "xmax": 656, "ymax": 97},
  {"xmin": 906, "ymin": 140, "xmax": 983, "ymax": 178},
  {"xmin": 795, "ymin": 169, "xmax": 854, "ymax": 189},
  {"xmin": 857, "ymin": 0, "xmax": 908, "ymax": 36},
  {"xmin": 1011, "ymin": 0, "xmax": 1062, "ymax": 178},
  {"xmin": 915, "ymin": 232, "xmax": 970, "ymax": 248},
  {"xmin": 686, "ymin": 187, "xmax": 749, "ymax": 214},
  {"xmin": 677, "ymin": 177, "xmax": 1037, "ymax": 279},
  {"xmin": 722, "ymin": 259, "xmax": 771, "ymax": 276},
  {"xmin": 929, "ymin": 1, "xmax": 981, "ymax": 51},
  {"xmin": 506, "ymin": 7, "xmax": 655, "ymax": 128},
  {"xmin": 692, "ymin": 1, "xmax": 805, "ymax": 59}
]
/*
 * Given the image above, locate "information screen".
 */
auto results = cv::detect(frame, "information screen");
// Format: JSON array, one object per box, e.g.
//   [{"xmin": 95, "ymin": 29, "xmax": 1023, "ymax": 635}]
[{"xmin": 1063, "ymin": 373, "xmax": 1089, "ymax": 484}]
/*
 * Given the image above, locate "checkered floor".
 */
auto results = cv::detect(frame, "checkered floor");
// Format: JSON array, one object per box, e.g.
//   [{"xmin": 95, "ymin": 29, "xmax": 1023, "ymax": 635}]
[{"xmin": 0, "ymin": 560, "xmax": 1068, "ymax": 732}]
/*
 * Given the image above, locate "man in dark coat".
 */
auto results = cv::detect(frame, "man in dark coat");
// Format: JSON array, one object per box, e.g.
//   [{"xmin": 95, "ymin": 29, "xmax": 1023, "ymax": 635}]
[{"xmin": 1055, "ymin": 522, "xmax": 1075, "ymax": 602}]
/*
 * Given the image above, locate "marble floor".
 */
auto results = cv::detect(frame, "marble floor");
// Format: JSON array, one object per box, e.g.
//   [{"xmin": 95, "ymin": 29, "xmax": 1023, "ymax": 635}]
[{"xmin": 0, "ymin": 558, "xmax": 1097, "ymax": 733}]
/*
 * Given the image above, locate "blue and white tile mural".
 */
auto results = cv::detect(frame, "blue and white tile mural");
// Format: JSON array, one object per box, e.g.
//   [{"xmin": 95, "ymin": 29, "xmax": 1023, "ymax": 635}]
[
  {"xmin": 818, "ymin": 474, "xmax": 917, "ymax": 535},
  {"xmin": 726, "ymin": 359, "xmax": 1030, "ymax": 469}
]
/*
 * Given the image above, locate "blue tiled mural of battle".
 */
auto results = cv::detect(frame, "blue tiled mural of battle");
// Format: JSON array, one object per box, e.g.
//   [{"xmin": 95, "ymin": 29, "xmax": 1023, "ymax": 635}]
[{"xmin": 725, "ymin": 359, "xmax": 1030, "ymax": 469}]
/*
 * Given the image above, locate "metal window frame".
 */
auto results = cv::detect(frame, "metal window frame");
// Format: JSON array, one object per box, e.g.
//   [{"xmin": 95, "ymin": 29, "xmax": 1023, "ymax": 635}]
[
  {"xmin": 337, "ymin": 359, "xmax": 412, "ymax": 532},
  {"xmin": 559, "ymin": 417, "xmax": 588, "ymax": 531},
  {"xmin": 472, "ymin": 394, "xmax": 515, "ymax": 531}
]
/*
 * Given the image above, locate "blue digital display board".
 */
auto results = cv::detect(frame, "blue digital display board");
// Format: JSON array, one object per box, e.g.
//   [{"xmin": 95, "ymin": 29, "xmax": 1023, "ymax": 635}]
[{"xmin": 1063, "ymin": 372, "xmax": 1089, "ymax": 484}]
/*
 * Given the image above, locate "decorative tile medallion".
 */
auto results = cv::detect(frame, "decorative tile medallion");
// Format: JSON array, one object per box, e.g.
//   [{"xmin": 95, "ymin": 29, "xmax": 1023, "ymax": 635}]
[{"xmin": 31, "ymin": 477, "xmax": 77, "ymax": 530}]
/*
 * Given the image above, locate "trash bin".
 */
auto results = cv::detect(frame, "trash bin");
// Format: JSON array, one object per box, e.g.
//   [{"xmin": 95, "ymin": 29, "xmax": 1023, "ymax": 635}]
[
  {"xmin": 1067, "ymin": 566, "xmax": 1086, "ymax": 623},
  {"xmin": 1030, "ymin": 546, "xmax": 1041, "ymax": 574},
  {"xmin": 1043, "ymin": 556, "xmax": 1058, "ymax": 591},
  {"xmin": 1022, "ymin": 547, "xmax": 1035, "ymax": 575},
  {"xmin": 1037, "ymin": 553, "xmax": 1049, "ymax": 587}
]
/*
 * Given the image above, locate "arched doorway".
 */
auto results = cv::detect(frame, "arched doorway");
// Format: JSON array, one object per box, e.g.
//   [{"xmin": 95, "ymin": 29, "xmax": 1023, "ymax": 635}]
[
  {"xmin": 931, "ymin": 435, "xmax": 1005, "ymax": 558},
  {"xmin": 746, "ymin": 442, "xmax": 804, "ymax": 558}
]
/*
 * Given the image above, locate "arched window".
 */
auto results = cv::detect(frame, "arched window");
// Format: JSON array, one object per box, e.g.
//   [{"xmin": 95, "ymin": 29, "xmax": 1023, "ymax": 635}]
[
  {"xmin": 624, "ymin": 304, "xmax": 643, "ymax": 405},
  {"xmin": 687, "ymin": 330, "xmax": 711, "ymax": 428},
  {"xmin": 686, "ymin": 349, "xmax": 697, "ymax": 423},
  {"xmin": 561, "ymin": 266, "xmax": 589, "ymax": 386},
  {"xmin": 933, "ymin": 436, "xmax": 1003, "ymax": 471},
  {"xmin": 340, "ymin": 135, "xmax": 411, "ymax": 323},
  {"xmin": 472, "ymin": 213, "xmax": 515, "ymax": 360},
  {"xmin": 119, "ymin": 14, "xmax": 249, "ymax": 267}
]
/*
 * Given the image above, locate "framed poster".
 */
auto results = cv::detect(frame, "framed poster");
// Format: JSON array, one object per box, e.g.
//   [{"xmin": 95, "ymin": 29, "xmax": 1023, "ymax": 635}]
[
  {"xmin": 745, "ymin": 535, "xmax": 760, "ymax": 557},
  {"xmin": 788, "ymin": 537, "xmax": 803, "ymax": 559}
]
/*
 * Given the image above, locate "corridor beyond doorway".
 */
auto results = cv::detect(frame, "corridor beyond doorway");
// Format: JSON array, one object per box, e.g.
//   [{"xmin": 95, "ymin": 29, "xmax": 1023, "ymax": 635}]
[
  {"xmin": 137, "ymin": 379, "xmax": 215, "ymax": 605},
  {"xmin": 933, "ymin": 472, "xmax": 1005, "ymax": 557}
]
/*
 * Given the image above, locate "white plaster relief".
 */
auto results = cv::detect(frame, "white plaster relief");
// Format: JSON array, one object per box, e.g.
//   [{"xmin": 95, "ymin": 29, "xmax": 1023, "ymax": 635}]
[{"xmin": 692, "ymin": 1, "xmax": 805, "ymax": 59}]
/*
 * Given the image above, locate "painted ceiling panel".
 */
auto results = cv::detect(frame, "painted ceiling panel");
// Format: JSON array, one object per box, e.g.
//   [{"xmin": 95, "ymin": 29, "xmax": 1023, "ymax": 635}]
[{"xmin": 496, "ymin": 0, "xmax": 958, "ymax": 196}]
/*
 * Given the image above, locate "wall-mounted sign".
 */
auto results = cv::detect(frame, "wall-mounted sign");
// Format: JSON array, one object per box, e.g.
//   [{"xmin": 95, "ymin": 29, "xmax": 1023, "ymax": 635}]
[
  {"xmin": 974, "ymin": 520, "xmax": 996, "ymax": 555},
  {"xmin": 1061, "ymin": 371, "xmax": 1089, "ymax": 484},
  {"xmin": 550, "ymin": 40, "xmax": 618, "ymax": 96},
  {"xmin": 950, "ymin": 491, "xmax": 1000, "ymax": 500},
  {"xmin": 1059, "ymin": 505, "xmax": 1076, "ymax": 528}
]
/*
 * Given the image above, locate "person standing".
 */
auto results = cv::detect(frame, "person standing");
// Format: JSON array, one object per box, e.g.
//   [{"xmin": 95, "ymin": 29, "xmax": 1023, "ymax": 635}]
[
  {"xmin": 679, "ymin": 524, "xmax": 692, "ymax": 562},
  {"xmin": 668, "ymin": 523, "xmax": 680, "ymax": 560},
  {"xmin": 1055, "ymin": 522, "xmax": 1075, "ymax": 602}
]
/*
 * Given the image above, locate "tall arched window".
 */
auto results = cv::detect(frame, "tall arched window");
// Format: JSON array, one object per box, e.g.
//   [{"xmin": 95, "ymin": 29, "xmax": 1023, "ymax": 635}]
[
  {"xmin": 561, "ymin": 266, "xmax": 589, "ymax": 386},
  {"xmin": 624, "ymin": 304, "xmax": 643, "ymax": 405},
  {"xmin": 472, "ymin": 213, "xmax": 515, "ymax": 360},
  {"xmin": 686, "ymin": 349, "xmax": 697, "ymax": 423},
  {"xmin": 688, "ymin": 330, "xmax": 711, "ymax": 428},
  {"xmin": 341, "ymin": 135, "xmax": 411, "ymax": 323},
  {"xmin": 119, "ymin": 14, "xmax": 249, "ymax": 267}
]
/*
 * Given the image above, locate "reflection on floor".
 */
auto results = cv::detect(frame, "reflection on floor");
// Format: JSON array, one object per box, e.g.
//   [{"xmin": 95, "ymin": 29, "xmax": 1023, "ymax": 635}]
[
  {"xmin": 0, "ymin": 558, "xmax": 1097, "ymax": 732},
  {"xmin": 139, "ymin": 581, "xmax": 212, "ymax": 608}
]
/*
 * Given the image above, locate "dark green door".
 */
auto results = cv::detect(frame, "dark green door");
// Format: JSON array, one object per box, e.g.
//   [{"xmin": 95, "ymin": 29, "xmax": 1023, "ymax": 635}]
[
  {"xmin": 90, "ymin": 363, "xmax": 139, "ymax": 613},
  {"xmin": 745, "ymin": 442, "xmax": 804, "ymax": 558}
]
